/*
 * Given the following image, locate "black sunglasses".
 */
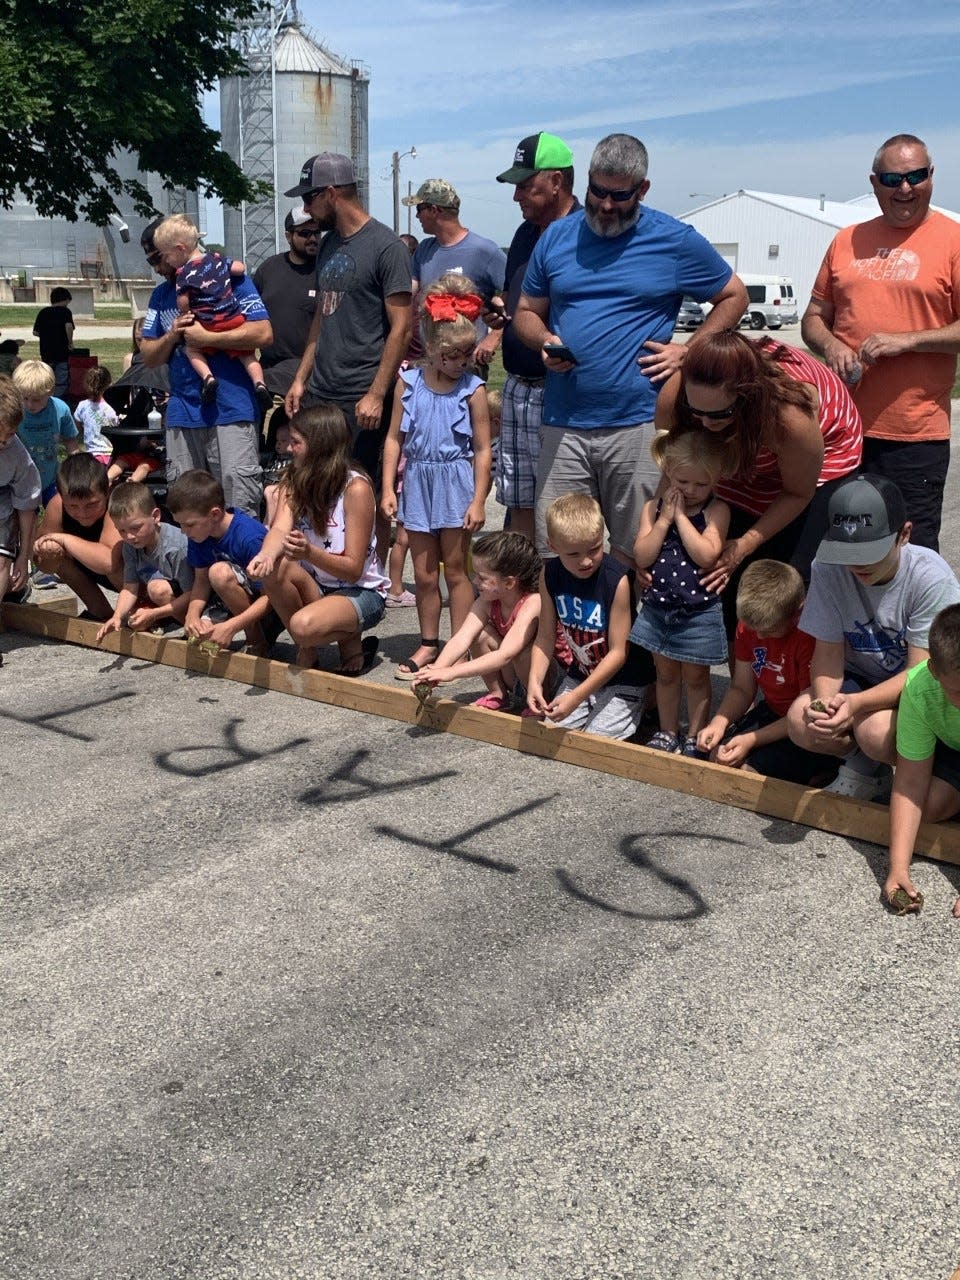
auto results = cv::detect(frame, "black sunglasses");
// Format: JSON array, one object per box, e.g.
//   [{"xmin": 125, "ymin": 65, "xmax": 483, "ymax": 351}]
[
  {"xmin": 416, "ymin": 203, "xmax": 435, "ymax": 214},
  {"xmin": 292, "ymin": 228, "xmax": 319, "ymax": 237},
  {"xmin": 588, "ymin": 181, "xmax": 641, "ymax": 202},
  {"xmin": 685, "ymin": 397, "xmax": 740, "ymax": 421},
  {"xmin": 874, "ymin": 167, "xmax": 930, "ymax": 188},
  {"xmin": 302, "ymin": 186, "xmax": 330, "ymax": 200}
]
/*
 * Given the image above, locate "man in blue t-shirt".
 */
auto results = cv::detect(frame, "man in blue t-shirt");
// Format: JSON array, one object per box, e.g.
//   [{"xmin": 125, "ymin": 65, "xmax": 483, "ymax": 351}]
[
  {"xmin": 139, "ymin": 219, "xmax": 273, "ymax": 519},
  {"xmin": 513, "ymin": 133, "xmax": 747, "ymax": 562}
]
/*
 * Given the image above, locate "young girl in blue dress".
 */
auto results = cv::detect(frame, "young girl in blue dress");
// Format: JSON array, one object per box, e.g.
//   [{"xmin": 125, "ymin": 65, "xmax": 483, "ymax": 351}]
[
  {"xmin": 631, "ymin": 431, "xmax": 731, "ymax": 755},
  {"xmin": 381, "ymin": 273, "xmax": 492, "ymax": 679}
]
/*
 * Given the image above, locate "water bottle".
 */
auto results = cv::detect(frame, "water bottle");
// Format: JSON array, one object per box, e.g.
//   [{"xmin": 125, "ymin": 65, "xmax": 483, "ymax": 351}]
[{"xmin": 147, "ymin": 402, "xmax": 162, "ymax": 434}]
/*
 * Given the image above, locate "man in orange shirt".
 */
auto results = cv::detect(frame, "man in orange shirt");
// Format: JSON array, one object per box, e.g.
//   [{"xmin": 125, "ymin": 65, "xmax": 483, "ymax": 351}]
[{"xmin": 802, "ymin": 133, "xmax": 960, "ymax": 551}]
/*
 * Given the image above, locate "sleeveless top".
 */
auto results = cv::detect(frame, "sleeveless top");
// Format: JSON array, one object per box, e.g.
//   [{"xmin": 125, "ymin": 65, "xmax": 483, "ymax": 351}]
[
  {"xmin": 297, "ymin": 470, "xmax": 389, "ymax": 593},
  {"xmin": 714, "ymin": 340, "xmax": 863, "ymax": 517},
  {"xmin": 490, "ymin": 594, "xmax": 573, "ymax": 668},
  {"xmin": 643, "ymin": 500, "xmax": 720, "ymax": 612}
]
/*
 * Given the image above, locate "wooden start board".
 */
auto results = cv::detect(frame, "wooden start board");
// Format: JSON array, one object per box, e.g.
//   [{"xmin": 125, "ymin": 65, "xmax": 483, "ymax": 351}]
[{"xmin": 7, "ymin": 600, "xmax": 960, "ymax": 869}]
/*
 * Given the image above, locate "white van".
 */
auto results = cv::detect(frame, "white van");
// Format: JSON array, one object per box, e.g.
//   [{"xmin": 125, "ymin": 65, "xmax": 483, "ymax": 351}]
[{"xmin": 739, "ymin": 274, "xmax": 798, "ymax": 329}]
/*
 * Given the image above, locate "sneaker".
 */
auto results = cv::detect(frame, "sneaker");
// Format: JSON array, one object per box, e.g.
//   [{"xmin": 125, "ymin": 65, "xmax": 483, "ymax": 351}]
[
  {"xmin": 384, "ymin": 588, "xmax": 417, "ymax": 608},
  {"xmin": 823, "ymin": 762, "xmax": 892, "ymax": 801},
  {"xmin": 646, "ymin": 730, "xmax": 682, "ymax": 753},
  {"xmin": 682, "ymin": 737, "xmax": 708, "ymax": 760},
  {"xmin": 30, "ymin": 570, "xmax": 59, "ymax": 589},
  {"xmin": 254, "ymin": 383, "xmax": 274, "ymax": 414}
]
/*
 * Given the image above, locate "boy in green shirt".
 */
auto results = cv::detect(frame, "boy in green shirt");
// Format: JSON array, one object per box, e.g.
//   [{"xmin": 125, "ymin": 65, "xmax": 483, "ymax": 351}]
[{"xmin": 886, "ymin": 602, "xmax": 960, "ymax": 917}]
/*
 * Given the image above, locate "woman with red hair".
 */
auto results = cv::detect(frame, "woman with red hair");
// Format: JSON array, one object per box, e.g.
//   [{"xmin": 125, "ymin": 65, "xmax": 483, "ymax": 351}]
[{"xmin": 652, "ymin": 330, "xmax": 862, "ymax": 627}]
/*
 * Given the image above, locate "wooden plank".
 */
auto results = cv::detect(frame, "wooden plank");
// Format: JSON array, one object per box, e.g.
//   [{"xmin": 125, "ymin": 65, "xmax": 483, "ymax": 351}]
[
  {"xmin": 7, "ymin": 601, "xmax": 960, "ymax": 867},
  {"xmin": 28, "ymin": 593, "xmax": 78, "ymax": 616}
]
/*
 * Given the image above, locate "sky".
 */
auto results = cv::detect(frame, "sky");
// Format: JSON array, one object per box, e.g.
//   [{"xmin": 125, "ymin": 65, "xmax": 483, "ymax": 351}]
[{"xmin": 207, "ymin": 0, "xmax": 960, "ymax": 246}]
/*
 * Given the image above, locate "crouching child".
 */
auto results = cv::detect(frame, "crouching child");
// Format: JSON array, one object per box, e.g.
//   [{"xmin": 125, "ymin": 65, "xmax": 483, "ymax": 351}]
[
  {"xmin": 697, "ymin": 560, "xmax": 832, "ymax": 784},
  {"xmin": 167, "ymin": 469, "xmax": 277, "ymax": 655},
  {"xmin": 96, "ymin": 482, "xmax": 194, "ymax": 640},
  {"xmin": 0, "ymin": 376, "xmax": 41, "ymax": 609},
  {"xmin": 886, "ymin": 603, "xmax": 960, "ymax": 918},
  {"xmin": 527, "ymin": 493, "xmax": 654, "ymax": 739},
  {"xmin": 33, "ymin": 453, "xmax": 123, "ymax": 620}
]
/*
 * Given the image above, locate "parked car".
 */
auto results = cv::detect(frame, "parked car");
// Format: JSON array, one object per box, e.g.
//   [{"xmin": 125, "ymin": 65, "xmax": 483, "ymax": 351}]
[{"xmin": 675, "ymin": 297, "xmax": 704, "ymax": 330}]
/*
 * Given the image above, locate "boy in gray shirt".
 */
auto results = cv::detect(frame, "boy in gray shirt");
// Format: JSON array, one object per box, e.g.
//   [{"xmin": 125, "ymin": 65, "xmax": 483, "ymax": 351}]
[
  {"xmin": 0, "ymin": 377, "xmax": 41, "ymax": 609},
  {"xmin": 96, "ymin": 482, "xmax": 193, "ymax": 639},
  {"xmin": 786, "ymin": 474, "xmax": 960, "ymax": 799}
]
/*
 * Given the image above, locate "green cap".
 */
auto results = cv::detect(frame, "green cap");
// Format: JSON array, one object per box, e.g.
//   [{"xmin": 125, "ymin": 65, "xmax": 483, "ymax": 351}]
[{"xmin": 496, "ymin": 133, "xmax": 574, "ymax": 183}]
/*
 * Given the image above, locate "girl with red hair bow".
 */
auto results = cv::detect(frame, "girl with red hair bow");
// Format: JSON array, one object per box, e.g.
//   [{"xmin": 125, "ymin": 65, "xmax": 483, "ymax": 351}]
[{"xmin": 381, "ymin": 273, "xmax": 492, "ymax": 678}]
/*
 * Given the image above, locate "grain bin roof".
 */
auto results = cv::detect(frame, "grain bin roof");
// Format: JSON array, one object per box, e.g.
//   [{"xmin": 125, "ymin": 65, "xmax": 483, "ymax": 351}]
[{"xmin": 274, "ymin": 23, "xmax": 359, "ymax": 76}]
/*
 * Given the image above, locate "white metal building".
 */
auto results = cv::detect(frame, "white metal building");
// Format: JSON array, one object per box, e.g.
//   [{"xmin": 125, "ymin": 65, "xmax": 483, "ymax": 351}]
[{"xmin": 678, "ymin": 190, "xmax": 960, "ymax": 316}]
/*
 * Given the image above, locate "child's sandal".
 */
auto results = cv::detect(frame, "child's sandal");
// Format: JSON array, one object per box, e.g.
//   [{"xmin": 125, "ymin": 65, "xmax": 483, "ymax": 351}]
[{"xmin": 395, "ymin": 639, "xmax": 440, "ymax": 681}]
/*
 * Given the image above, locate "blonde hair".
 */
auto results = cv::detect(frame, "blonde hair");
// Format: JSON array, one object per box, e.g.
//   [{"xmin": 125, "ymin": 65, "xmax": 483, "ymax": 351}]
[
  {"xmin": 486, "ymin": 387, "xmax": 502, "ymax": 421},
  {"xmin": 651, "ymin": 428, "xmax": 725, "ymax": 484},
  {"xmin": 736, "ymin": 560, "xmax": 805, "ymax": 635},
  {"xmin": 545, "ymin": 493, "xmax": 605, "ymax": 545},
  {"xmin": 13, "ymin": 359, "xmax": 56, "ymax": 398},
  {"xmin": 420, "ymin": 272, "xmax": 480, "ymax": 353},
  {"xmin": 153, "ymin": 213, "xmax": 200, "ymax": 252},
  {"xmin": 0, "ymin": 375, "xmax": 23, "ymax": 429}
]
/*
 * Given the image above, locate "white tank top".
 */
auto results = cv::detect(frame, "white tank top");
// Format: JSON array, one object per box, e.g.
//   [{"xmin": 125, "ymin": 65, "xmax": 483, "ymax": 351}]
[{"xmin": 298, "ymin": 471, "xmax": 389, "ymax": 593}]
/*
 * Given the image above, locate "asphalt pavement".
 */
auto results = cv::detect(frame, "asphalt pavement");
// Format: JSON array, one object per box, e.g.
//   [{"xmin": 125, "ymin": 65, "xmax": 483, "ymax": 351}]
[{"xmin": 3, "ymin": 346, "xmax": 960, "ymax": 1280}]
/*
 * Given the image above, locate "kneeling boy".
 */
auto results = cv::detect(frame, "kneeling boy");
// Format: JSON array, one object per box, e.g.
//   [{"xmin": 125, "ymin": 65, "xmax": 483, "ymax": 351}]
[
  {"xmin": 167, "ymin": 469, "xmax": 275, "ymax": 654},
  {"xmin": 33, "ymin": 453, "xmax": 123, "ymax": 619},
  {"xmin": 0, "ymin": 376, "xmax": 41, "ymax": 607},
  {"xmin": 527, "ymin": 493, "xmax": 654, "ymax": 739},
  {"xmin": 698, "ymin": 560, "xmax": 831, "ymax": 783},
  {"xmin": 96, "ymin": 482, "xmax": 194, "ymax": 639},
  {"xmin": 886, "ymin": 603, "xmax": 960, "ymax": 917}
]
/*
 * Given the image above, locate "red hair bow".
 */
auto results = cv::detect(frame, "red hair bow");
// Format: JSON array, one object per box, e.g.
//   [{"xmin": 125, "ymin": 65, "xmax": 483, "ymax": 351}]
[{"xmin": 423, "ymin": 292, "xmax": 484, "ymax": 322}]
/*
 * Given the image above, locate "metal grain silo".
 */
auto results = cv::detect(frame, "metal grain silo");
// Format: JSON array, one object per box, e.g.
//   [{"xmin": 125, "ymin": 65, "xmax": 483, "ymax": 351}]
[{"xmin": 220, "ymin": 2, "xmax": 369, "ymax": 272}]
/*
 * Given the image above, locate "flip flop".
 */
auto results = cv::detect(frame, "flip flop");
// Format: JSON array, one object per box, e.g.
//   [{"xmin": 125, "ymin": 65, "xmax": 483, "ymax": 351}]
[
  {"xmin": 338, "ymin": 635, "xmax": 379, "ymax": 678},
  {"xmin": 395, "ymin": 640, "xmax": 440, "ymax": 681}
]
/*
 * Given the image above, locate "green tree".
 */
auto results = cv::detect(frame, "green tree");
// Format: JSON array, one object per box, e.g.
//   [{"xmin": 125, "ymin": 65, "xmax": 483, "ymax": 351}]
[{"xmin": 0, "ymin": 0, "xmax": 271, "ymax": 222}]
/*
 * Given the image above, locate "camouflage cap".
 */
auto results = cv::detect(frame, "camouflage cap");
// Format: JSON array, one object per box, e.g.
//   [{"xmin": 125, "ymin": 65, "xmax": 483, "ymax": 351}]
[{"xmin": 402, "ymin": 178, "xmax": 460, "ymax": 209}]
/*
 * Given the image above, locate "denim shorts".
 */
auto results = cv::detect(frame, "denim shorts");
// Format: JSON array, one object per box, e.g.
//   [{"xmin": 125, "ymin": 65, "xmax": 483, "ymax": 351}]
[
  {"xmin": 629, "ymin": 600, "xmax": 727, "ymax": 666},
  {"xmin": 325, "ymin": 584, "xmax": 386, "ymax": 632}
]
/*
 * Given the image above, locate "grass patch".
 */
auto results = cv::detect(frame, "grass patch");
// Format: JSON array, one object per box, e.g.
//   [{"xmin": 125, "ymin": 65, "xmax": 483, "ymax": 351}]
[{"xmin": 0, "ymin": 302, "xmax": 133, "ymax": 327}]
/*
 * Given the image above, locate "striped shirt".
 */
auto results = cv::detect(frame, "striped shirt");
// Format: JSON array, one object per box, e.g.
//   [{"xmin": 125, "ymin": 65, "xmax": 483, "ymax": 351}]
[{"xmin": 715, "ymin": 341, "xmax": 862, "ymax": 517}]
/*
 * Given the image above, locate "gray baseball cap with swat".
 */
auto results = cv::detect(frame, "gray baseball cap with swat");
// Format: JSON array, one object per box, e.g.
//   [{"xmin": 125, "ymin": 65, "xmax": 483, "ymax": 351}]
[{"xmin": 815, "ymin": 474, "xmax": 908, "ymax": 566}]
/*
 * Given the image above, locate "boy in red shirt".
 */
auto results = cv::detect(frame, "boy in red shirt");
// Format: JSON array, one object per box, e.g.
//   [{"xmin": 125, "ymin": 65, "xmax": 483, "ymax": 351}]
[{"xmin": 697, "ymin": 560, "xmax": 834, "ymax": 784}]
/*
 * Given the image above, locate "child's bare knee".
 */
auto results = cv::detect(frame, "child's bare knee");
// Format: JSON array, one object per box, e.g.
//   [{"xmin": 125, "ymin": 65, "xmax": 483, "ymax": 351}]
[{"xmin": 147, "ymin": 579, "xmax": 174, "ymax": 605}]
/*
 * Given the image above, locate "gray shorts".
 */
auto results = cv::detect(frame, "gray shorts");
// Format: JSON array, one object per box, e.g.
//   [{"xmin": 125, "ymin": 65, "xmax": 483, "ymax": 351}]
[
  {"xmin": 551, "ymin": 673, "xmax": 645, "ymax": 740},
  {"xmin": 165, "ymin": 422, "xmax": 262, "ymax": 520},
  {"xmin": 495, "ymin": 375, "xmax": 544, "ymax": 510},
  {"xmin": 535, "ymin": 421, "xmax": 659, "ymax": 559}
]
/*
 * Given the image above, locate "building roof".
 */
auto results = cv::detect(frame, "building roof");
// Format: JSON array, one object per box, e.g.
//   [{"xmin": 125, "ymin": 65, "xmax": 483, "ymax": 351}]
[
  {"xmin": 274, "ymin": 22, "xmax": 362, "ymax": 76},
  {"xmin": 684, "ymin": 189, "xmax": 960, "ymax": 227}
]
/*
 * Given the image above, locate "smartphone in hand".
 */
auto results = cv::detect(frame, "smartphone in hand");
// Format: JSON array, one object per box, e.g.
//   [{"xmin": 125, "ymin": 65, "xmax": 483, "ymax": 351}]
[{"xmin": 543, "ymin": 342, "xmax": 577, "ymax": 363}]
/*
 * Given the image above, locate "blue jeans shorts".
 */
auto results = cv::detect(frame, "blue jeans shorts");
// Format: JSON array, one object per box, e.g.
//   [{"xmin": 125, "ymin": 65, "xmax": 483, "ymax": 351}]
[
  {"xmin": 629, "ymin": 600, "xmax": 727, "ymax": 667},
  {"xmin": 325, "ymin": 584, "xmax": 386, "ymax": 632}
]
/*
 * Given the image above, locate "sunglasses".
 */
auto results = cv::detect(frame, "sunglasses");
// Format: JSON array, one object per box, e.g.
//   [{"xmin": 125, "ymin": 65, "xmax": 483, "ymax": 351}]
[
  {"xmin": 292, "ymin": 228, "xmax": 319, "ymax": 238},
  {"xmin": 588, "ymin": 181, "xmax": 641, "ymax": 202},
  {"xmin": 874, "ymin": 167, "xmax": 930, "ymax": 188},
  {"xmin": 303, "ymin": 186, "xmax": 330, "ymax": 200},
  {"xmin": 415, "ymin": 203, "xmax": 435, "ymax": 214},
  {"xmin": 685, "ymin": 398, "xmax": 739, "ymax": 421}
]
